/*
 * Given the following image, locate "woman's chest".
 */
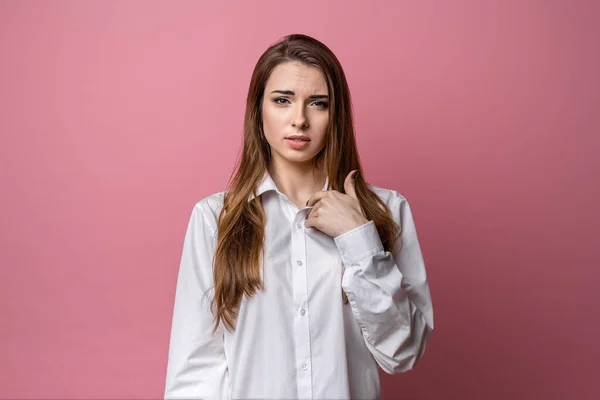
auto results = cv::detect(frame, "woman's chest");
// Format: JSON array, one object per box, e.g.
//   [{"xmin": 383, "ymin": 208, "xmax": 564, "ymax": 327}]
[{"xmin": 260, "ymin": 203, "xmax": 344, "ymax": 301}]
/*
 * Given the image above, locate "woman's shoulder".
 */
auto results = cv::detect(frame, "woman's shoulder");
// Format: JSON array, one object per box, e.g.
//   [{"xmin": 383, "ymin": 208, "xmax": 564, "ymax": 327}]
[
  {"xmin": 366, "ymin": 183, "xmax": 411, "ymax": 231},
  {"xmin": 184, "ymin": 191, "xmax": 226, "ymax": 238},
  {"xmin": 193, "ymin": 190, "xmax": 226, "ymax": 218},
  {"xmin": 367, "ymin": 182, "xmax": 407, "ymax": 206}
]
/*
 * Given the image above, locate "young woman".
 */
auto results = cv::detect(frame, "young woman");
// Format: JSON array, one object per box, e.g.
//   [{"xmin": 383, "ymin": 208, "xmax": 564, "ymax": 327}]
[{"xmin": 164, "ymin": 33, "xmax": 434, "ymax": 400}]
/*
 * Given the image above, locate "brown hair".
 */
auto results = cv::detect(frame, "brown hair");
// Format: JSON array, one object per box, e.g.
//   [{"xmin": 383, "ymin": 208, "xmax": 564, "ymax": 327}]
[{"xmin": 210, "ymin": 34, "xmax": 399, "ymax": 333}]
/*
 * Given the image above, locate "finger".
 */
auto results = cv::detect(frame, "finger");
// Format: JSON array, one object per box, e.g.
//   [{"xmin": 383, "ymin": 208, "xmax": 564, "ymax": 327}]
[
  {"xmin": 344, "ymin": 170, "xmax": 359, "ymax": 199},
  {"xmin": 305, "ymin": 214, "xmax": 317, "ymax": 229},
  {"xmin": 306, "ymin": 190, "xmax": 331, "ymax": 207}
]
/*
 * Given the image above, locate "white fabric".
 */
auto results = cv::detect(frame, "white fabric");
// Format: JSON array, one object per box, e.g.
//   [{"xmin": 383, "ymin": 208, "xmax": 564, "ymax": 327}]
[{"xmin": 164, "ymin": 171, "xmax": 434, "ymax": 399}]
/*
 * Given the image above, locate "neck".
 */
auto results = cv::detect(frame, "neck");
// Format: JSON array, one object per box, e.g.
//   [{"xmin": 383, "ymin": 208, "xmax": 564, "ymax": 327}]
[{"xmin": 268, "ymin": 159, "xmax": 327, "ymax": 204}]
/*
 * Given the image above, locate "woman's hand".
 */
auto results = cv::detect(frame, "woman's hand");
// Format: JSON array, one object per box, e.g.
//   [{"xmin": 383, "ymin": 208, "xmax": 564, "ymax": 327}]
[{"xmin": 305, "ymin": 170, "xmax": 370, "ymax": 238}]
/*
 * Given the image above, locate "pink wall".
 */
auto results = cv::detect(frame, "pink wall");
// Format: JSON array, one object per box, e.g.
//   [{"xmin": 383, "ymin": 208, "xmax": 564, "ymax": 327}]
[{"xmin": 1, "ymin": 1, "xmax": 598, "ymax": 398}]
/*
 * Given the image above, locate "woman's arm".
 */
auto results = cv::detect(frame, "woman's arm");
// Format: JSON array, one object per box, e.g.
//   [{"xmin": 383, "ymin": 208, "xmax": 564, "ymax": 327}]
[
  {"xmin": 164, "ymin": 202, "xmax": 231, "ymax": 399},
  {"xmin": 334, "ymin": 192, "xmax": 434, "ymax": 374}
]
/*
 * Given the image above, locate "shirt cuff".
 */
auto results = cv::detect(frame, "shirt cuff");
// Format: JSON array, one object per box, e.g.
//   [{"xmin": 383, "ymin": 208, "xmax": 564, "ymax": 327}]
[{"xmin": 333, "ymin": 220, "xmax": 384, "ymax": 265}]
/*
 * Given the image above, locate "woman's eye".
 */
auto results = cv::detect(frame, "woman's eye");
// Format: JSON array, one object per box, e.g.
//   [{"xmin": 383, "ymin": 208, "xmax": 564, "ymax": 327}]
[
  {"xmin": 272, "ymin": 98, "xmax": 328, "ymax": 109},
  {"xmin": 312, "ymin": 101, "xmax": 329, "ymax": 109}
]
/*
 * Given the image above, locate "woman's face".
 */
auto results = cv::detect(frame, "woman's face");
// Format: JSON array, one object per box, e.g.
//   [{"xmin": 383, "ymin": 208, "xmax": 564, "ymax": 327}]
[{"xmin": 261, "ymin": 61, "xmax": 329, "ymax": 167}]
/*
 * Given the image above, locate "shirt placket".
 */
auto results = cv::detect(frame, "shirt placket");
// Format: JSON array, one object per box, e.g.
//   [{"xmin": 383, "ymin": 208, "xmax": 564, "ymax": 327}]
[{"xmin": 290, "ymin": 204, "xmax": 313, "ymax": 399}]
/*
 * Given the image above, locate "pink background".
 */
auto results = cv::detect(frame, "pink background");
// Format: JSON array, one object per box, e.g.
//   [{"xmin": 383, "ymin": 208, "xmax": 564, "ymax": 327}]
[{"xmin": 1, "ymin": 1, "xmax": 598, "ymax": 399}]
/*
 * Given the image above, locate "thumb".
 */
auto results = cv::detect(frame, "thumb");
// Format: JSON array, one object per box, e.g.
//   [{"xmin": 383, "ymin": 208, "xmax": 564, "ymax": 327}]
[{"xmin": 344, "ymin": 169, "xmax": 359, "ymax": 199}]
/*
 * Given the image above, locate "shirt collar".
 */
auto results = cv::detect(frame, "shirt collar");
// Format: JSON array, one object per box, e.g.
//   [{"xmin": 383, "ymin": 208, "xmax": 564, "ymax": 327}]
[{"xmin": 247, "ymin": 170, "xmax": 329, "ymax": 202}]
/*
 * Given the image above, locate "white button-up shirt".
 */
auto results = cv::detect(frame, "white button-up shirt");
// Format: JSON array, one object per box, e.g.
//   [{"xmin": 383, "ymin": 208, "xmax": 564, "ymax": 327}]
[{"xmin": 164, "ymin": 171, "xmax": 434, "ymax": 399}]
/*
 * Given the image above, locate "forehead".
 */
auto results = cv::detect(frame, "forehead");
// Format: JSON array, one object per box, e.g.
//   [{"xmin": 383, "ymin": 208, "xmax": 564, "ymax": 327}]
[{"xmin": 265, "ymin": 61, "xmax": 328, "ymax": 94}]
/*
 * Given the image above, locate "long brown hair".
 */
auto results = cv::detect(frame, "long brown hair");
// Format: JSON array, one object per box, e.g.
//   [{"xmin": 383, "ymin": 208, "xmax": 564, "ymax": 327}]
[{"xmin": 210, "ymin": 34, "xmax": 399, "ymax": 333}]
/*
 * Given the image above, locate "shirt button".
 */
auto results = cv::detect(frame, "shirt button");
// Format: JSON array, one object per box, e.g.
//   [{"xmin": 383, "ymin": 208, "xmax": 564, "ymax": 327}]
[
  {"xmin": 297, "ymin": 260, "xmax": 303, "ymax": 266},
  {"xmin": 296, "ymin": 223, "xmax": 302, "ymax": 229},
  {"xmin": 301, "ymin": 362, "xmax": 308, "ymax": 370},
  {"xmin": 300, "ymin": 308, "xmax": 306, "ymax": 315}
]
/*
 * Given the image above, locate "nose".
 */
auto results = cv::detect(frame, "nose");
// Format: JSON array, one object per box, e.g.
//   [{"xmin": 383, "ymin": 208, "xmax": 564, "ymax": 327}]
[{"xmin": 291, "ymin": 104, "xmax": 309, "ymax": 129}]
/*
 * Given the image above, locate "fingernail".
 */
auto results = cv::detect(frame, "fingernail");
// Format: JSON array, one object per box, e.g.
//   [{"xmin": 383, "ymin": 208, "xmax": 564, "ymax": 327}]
[{"xmin": 353, "ymin": 170, "xmax": 359, "ymax": 178}]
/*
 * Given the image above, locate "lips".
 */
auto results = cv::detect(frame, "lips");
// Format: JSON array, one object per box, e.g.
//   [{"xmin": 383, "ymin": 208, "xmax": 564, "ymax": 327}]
[
  {"xmin": 286, "ymin": 137, "xmax": 311, "ymax": 149},
  {"xmin": 286, "ymin": 135, "xmax": 310, "ymax": 141}
]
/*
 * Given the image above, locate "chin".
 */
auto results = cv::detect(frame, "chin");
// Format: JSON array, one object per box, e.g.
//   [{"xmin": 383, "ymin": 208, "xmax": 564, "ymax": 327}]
[
  {"xmin": 274, "ymin": 149, "xmax": 317, "ymax": 163},
  {"xmin": 285, "ymin": 154, "xmax": 317, "ymax": 163}
]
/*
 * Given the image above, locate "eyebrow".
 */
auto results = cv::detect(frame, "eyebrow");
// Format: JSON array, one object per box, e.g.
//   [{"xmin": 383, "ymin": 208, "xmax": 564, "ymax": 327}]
[{"xmin": 270, "ymin": 90, "xmax": 328, "ymax": 100}]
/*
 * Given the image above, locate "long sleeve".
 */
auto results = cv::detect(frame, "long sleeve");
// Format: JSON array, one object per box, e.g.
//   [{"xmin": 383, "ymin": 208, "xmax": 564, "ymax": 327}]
[
  {"xmin": 334, "ymin": 192, "xmax": 434, "ymax": 374},
  {"xmin": 164, "ymin": 203, "xmax": 231, "ymax": 399}
]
